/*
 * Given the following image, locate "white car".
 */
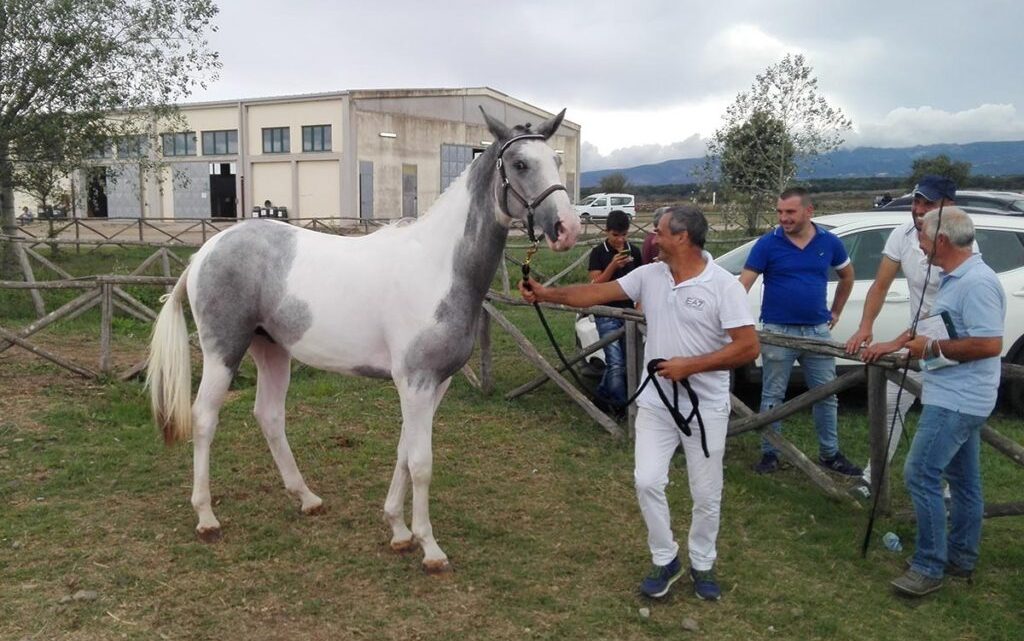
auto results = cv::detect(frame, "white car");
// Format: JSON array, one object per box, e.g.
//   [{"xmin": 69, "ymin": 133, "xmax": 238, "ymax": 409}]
[
  {"xmin": 575, "ymin": 193, "xmax": 636, "ymax": 221},
  {"xmin": 716, "ymin": 211, "xmax": 1024, "ymax": 408},
  {"xmin": 577, "ymin": 211, "xmax": 1024, "ymax": 407}
]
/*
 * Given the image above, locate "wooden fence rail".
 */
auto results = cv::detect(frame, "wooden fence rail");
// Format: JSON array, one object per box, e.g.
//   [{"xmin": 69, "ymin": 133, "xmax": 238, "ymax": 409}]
[
  {"xmin": 484, "ymin": 295, "xmax": 1024, "ymax": 517},
  {"xmin": 3, "ymin": 247, "xmax": 1022, "ymax": 519}
]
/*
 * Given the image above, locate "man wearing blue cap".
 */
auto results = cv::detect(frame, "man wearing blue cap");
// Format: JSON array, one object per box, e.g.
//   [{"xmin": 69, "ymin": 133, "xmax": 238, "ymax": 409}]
[{"xmin": 844, "ymin": 175, "xmax": 958, "ymax": 491}]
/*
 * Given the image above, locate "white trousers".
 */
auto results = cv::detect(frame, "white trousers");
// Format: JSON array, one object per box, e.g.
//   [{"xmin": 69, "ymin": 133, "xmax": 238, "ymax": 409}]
[
  {"xmin": 634, "ymin": 403, "xmax": 729, "ymax": 571},
  {"xmin": 861, "ymin": 370, "xmax": 921, "ymax": 485}
]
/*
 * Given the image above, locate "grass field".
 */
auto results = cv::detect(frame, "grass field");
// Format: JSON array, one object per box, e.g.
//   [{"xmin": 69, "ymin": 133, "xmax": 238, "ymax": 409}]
[{"xmin": 1, "ymin": 231, "xmax": 1023, "ymax": 641}]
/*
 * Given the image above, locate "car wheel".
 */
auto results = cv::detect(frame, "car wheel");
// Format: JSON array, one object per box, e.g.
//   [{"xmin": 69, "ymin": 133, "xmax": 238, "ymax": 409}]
[{"xmin": 1008, "ymin": 351, "xmax": 1024, "ymax": 414}]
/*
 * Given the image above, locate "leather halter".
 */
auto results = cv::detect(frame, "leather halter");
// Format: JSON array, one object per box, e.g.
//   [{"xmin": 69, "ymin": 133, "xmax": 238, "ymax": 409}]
[{"xmin": 495, "ymin": 133, "xmax": 567, "ymax": 243}]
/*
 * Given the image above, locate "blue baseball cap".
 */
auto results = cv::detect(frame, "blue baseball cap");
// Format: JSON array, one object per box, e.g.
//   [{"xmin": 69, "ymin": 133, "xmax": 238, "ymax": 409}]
[{"xmin": 912, "ymin": 175, "xmax": 957, "ymax": 202}]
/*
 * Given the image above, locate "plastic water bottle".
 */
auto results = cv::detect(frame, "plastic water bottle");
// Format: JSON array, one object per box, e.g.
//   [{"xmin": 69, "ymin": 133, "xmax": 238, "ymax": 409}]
[{"xmin": 882, "ymin": 531, "xmax": 903, "ymax": 553}]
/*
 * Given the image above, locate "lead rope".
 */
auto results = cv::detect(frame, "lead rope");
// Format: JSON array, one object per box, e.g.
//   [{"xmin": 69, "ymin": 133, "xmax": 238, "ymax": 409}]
[
  {"xmin": 521, "ymin": 245, "xmax": 600, "ymax": 395},
  {"xmin": 522, "ymin": 256, "xmax": 709, "ymax": 457},
  {"xmin": 624, "ymin": 359, "xmax": 710, "ymax": 458}
]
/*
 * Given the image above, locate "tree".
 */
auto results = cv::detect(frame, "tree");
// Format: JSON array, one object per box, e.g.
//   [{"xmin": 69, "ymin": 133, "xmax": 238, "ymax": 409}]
[
  {"xmin": 705, "ymin": 54, "xmax": 852, "ymax": 233},
  {"xmin": 0, "ymin": 0, "xmax": 221, "ymax": 275},
  {"xmin": 715, "ymin": 111, "xmax": 794, "ymax": 232},
  {"xmin": 908, "ymin": 154, "xmax": 972, "ymax": 189},
  {"xmin": 598, "ymin": 172, "xmax": 631, "ymax": 193}
]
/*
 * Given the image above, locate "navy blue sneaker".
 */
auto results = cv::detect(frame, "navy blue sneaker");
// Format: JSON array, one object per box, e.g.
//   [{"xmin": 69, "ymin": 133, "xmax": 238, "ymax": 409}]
[
  {"xmin": 690, "ymin": 567, "xmax": 722, "ymax": 601},
  {"xmin": 754, "ymin": 452, "xmax": 780, "ymax": 474},
  {"xmin": 639, "ymin": 556, "xmax": 684, "ymax": 598},
  {"xmin": 818, "ymin": 451, "xmax": 862, "ymax": 477}
]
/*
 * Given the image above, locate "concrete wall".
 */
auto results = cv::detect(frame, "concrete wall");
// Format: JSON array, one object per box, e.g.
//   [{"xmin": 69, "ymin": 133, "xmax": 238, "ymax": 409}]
[
  {"xmin": 355, "ymin": 110, "xmax": 487, "ymax": 217},
  {"xmin": 247, "ymin": 99, "xmax": 344, "ymax": 157},
  {"xmin": 251, "ymin": 162, "xmax": 292, "ymax": 210},
  {"xmin": 298, "ymin": 160, "xmax": 341, "ymax": 217},
  {"xmin": 176, "ymin": 105, "xmax": 239, "ymax": 135}
]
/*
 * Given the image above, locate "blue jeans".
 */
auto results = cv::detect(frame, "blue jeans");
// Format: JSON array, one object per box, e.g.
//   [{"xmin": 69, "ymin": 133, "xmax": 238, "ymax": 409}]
[
  {"xmin": 904, "ymin": 405, "xmax": 986, "ymax": 579},
  {"xmin": 595, "ymin": 315, "xmax": 627, "ymax": 408},
  {"xmin": 759, "ymin": 323, "xmax": 839, "ymax": 458}
]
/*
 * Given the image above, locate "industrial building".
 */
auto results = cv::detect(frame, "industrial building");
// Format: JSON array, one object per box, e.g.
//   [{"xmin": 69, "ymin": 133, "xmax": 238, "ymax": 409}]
[{"xmin": 15, "ymin": 87, "xmax": 581, "ymax": 221}]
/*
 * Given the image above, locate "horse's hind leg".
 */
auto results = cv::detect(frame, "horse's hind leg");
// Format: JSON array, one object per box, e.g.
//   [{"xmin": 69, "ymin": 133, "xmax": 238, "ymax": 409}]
[
  {"xmin": 191, "ymin": 354, "xmax": 235, "ymax": 542},
  {"xmin": 250, "ymin": 336, "xmax": 323, "ymax": 515}
]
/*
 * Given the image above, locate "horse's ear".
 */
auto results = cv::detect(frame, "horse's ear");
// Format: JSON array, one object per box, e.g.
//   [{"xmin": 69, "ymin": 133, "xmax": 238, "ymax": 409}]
[
  {"xmin": 534, "ymin": 109, "xmax": 566, "ymax": 140},
  {"xmin": 480, "ymin": 107, "xmax": 513, "ymax": 142}
]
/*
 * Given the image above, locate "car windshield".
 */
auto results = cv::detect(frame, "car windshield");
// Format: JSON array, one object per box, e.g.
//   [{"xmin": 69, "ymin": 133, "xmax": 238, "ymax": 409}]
[
  {"xmin": 1010, "ymin": 200, "xmax": 1024, "ymax": 213},
  {"xmin": 714, "ymin": 241, "xmax": 755, "ymax": 275},
  {"xmin": 577, "ymin": 196, "xmax": 596, "ymax": 206}
]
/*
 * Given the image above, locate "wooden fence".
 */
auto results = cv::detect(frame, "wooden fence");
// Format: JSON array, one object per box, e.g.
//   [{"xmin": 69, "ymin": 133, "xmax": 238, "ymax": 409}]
[
  {"xmin": 481, "ymin": 298, "xmax": 1024, "ymax": 517},
  {"xmin": 2, "ymin": 224, "xmax": 1020, "ymax": 519}
]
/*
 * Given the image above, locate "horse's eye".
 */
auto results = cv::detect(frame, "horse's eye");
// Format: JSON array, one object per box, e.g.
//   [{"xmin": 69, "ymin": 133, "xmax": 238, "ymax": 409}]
[{"xmin": 514, "ymin": 160, "xmax": 527, "ymax": 171}]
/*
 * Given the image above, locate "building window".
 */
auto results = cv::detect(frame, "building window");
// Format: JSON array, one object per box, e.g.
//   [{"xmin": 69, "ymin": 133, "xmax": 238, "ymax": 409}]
[
  {"xmin": 89, "ymin": 140, "xmax": 114, "ymax": 159},
  {"xmin": 440, "ymin": 144, "xmax": 482, "ymax": 192},
  {"xmin": 202, "ymin": 130, "xmax": 238, "ymax": 155},
  {"xmin": 302, "ymin": 125, "xmax": 331, "ymax": 152},
  {"xmin": 116, "ymin": 135, "xmax": 146, "ymax": 158},
  {"xmin": 161, "ymin": 132, "xmax": 197, "ymax": 156},
  {"xmin": 262, "ymin": 127, "xmax": 290, "ymax": 154}
]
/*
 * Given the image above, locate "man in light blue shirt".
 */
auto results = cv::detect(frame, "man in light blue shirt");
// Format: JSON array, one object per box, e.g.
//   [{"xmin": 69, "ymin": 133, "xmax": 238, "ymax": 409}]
[{"xmin": 884, "ymin": 207, "xmax": 1005, "ymax": 597}]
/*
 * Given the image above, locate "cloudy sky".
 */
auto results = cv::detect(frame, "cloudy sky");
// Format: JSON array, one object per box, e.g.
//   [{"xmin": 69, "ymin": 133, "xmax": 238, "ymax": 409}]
[{"xmin": 190, "ymin": 0, "xmax": 1024, "ymax": 171}]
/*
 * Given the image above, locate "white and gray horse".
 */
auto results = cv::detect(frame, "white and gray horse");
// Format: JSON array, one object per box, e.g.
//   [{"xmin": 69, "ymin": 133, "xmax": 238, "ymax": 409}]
[{"xmin": 147, "ymin": 109, "xmax": 580, "ymax": 572}]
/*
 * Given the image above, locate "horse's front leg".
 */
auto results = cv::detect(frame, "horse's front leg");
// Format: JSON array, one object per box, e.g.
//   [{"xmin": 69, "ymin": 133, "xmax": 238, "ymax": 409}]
[
  {"xmin": 387, "ymin": 378, "xmax": 451, "ymax": 572},
  {"xmin": 383, "ymin": 430, "xmax": 414, "ymax": 552}
]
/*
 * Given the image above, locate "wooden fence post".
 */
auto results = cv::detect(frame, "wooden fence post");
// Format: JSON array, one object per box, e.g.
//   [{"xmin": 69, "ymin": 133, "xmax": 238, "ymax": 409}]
[
  {"xmin": 867, "ymin": 365, "xmax": 891, "ymax": 513},
  {"xmin": 625, "ymin": 319, "xmax": 639, "ymax": 438},
  {"xmin": 14, "ymin": 241, "xmax": 46, "ymax": 318},
  {"xmin": 478, "ymin": 311, "xmax": 494, "ymax": 395},
  {"xmin": 160, "ymin": 248, "xmax": 172, "ymax": 294},
  {"xmin": 99, "ymin": 283, "xmax": 113, "ymax": 374}
]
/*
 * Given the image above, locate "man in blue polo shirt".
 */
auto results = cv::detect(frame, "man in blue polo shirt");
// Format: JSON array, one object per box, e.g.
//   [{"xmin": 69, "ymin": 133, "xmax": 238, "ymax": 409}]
[
  {"xmin": 739, "ymin": 187, "xmax": 861, "ymax": 476},
  {"xmin": 887, "ymin": 207, "xmax": 1005, "ymax": 597}
]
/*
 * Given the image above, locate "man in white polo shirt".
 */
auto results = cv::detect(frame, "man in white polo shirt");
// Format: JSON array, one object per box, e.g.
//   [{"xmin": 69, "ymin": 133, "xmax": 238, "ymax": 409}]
[
  {"xmin": 519, "ymin": 205, "xmax": 759, "ymax": 602},
  {"xmin": 844, "ymin": 175, "xmax": 961, "ymax": 492}
]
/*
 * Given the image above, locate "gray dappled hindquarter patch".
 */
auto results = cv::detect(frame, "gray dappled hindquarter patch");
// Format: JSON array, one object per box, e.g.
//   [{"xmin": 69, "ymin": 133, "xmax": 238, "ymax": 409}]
[{"xmin": 193, "ymin": 221, "xmax": 313, "ymax": 370}]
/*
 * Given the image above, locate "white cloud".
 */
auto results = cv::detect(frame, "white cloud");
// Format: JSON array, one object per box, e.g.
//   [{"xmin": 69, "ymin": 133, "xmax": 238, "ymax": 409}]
[
  {"xmin": 849, "ymin": 104, "xmax": 1024, "ymax": 148},
  {"xmin": 701, "ymin": 24, "xmax": 796, "ymax": 80},
  {"xmin": 581, "ymin": 135, "xmax": 707, "ymax": 171}
]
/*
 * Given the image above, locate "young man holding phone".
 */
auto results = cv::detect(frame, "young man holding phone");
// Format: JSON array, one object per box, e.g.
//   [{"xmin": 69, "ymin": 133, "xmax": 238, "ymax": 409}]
[{"xmin": 587, "ymin": 210, "xmax": 643, "ymax": 416}]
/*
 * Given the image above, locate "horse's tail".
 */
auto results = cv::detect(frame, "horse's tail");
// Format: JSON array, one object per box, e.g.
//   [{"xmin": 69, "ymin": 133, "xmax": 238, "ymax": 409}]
[{"xmin": 147, "ymin": 265, "xmax": 193, "ymax": 445}]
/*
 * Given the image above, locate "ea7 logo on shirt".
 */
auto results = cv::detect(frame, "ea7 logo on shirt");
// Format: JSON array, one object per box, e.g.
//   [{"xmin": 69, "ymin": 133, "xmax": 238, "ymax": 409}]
[{"xmin": 684, "ymin": 296, "xmax": 707, "ymax": 311}]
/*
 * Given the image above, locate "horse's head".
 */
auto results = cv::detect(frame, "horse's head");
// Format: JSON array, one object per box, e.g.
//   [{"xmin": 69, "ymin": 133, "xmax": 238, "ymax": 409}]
[{"xmin": 481, "ymin": 108, "xmax": 580, "ymax": 251}]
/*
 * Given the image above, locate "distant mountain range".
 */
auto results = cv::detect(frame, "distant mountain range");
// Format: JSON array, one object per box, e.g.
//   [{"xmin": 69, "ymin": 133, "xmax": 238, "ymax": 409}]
[{"xmin": 580, "ymin": 140, "xmax": 1024, "ymax": 188}]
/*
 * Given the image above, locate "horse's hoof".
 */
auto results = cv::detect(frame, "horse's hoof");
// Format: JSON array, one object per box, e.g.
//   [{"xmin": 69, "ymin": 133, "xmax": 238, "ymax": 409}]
[
  {"xmin": 390, "ymin": 538, "xmax": 417, "ymax": 554},
  {"xmin": 196, "ymin": 527, "xmax": 222, "ymax": 543},
  {"xmin": 302, "ymin": 503, "xmax": 326, "ymax": 516},
  {"xmin": 422, "ymin": 559, "xmax": 452, "ymax": 575}
]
